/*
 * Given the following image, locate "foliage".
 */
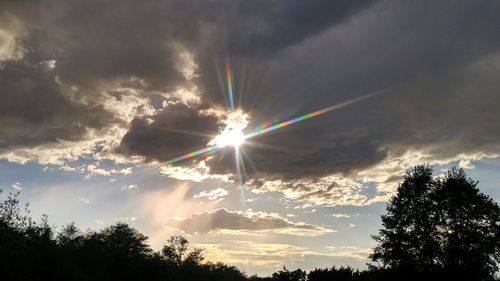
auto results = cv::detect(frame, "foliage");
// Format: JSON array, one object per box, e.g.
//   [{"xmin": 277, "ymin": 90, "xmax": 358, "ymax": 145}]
[
  {"xmin": 161, "ymin": 235, "xmax": 204, "ymax": 265},
  {"xmin": 308, "ymin": 266, "xmax": 357, "ymax": 281},
  {"xmin": 0, "ymin": 190, "xmax": 245, "ymax": 281},
  {"xmin": 272, "ymin": 266, "xmax": 306, "ymax": 281},
  {"xmin": 371, "ymin": 165, "xmax": 500, "ymax": 280}
]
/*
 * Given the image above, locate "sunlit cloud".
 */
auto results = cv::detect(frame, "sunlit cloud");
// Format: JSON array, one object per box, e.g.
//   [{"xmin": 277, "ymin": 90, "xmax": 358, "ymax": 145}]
[
  {"xmin": 78, "ymin": 196, "xmax": 91, "ymax": 204},
  {"xmin": 252, "ymin": 176, "xmax": 384, "ymax": 207},
  {"xmin": 11, "ymin": 182, "xmax": 22, "ymax": 191},
  {"xmin": 197, "ymin": 242, "xmax": 373, "ymax": 271},
  {"xmin": 331, "ymin": 213, "xmax": 359, "ymax": 218},
  {"xmin": 173, "ymin": 43, "xmax": 199, "ymax": 81},
  {"xmin": 0, "ymin": 28, "xmax": 25, "ymax": 65},
  {"xmin": 160, "ymin": 161, "xmax": 229, "ymax": 182},
  {"xmin": 164, "ymin": 208, "xmax": 335, "ymax": 236},
  {"xmin": 120, "ymin": 184, "xmax": 139, "ymax": 191},
  {"xmin": 194, "ymin": 187, "xmax": 228, "ymax": 202}
]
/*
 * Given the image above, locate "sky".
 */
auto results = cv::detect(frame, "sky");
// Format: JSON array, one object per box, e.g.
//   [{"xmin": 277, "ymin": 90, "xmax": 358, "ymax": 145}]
[{"xmin": 1, "ymin": 0, "xmax": 500, "ymax": 276}]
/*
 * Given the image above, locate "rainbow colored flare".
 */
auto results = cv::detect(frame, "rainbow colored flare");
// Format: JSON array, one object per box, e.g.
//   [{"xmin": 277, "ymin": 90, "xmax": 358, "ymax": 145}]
[
  {"xmin": 165, "ymin": 89, "xmax": 385, "ymax": 165},
  {"xmin": 225, "ymin": 56, "xmax": 234, "ymax": 110},
  {"xmin": 165, "ymin": 145, "xmax": 218, "ymax": 164},
  {"xmin": 244, "ymin": 89, "xmax": 383, "ymax": 139}
]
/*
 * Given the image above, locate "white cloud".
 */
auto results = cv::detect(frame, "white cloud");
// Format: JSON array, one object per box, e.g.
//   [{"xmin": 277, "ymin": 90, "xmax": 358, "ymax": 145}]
[
  {"xmin": 325, "ymin": 246, "xmax": 372, "ymax": 260},
  {"xmin": 86, "ymin": 163, "xmax": 111, "ymax": 176},
  {"xmin": 117, "ymin": 167, "xmax": 133, "ymax": 175},
  {"xmin": 59, "ymin": 165, "xmax": 77, "ymax": 172},
  {"xmin": 160, "ymin": 161, "xmax": 229, "ymax": 182},
  {"xmin": 11, "ymin": 182, "xmax": 22, "ymax": 191},
  {"xmin": 0, "ymin": 28, "xmax": 25, "ymax": 64},
  {"xmin": 194, "ymin": 188, "xmax": 228, "ymax": 202},
  {"xmin": 40, "ymin": 59, "xmax": 56, "ymax": 69},
  {"xmin": 459, "ymin": 159, "xmax": 475, "ymax": 169},
  {"xmin": 198, "ymin": 242, "xmax": 373, "ymax": 269},
  {"xmin": 331, "ymin": 213, "xmax": 359, "ymax": 218},
  {"xmin": 78, "ymin": 196, "xmax": 90, "ymax": 204},
  {"xmin": 173, "ymin": 43, "xmax": 199, "ymax": 80},
  {"xmin": 252, "ymin": 176, "xmax": 382, "ymax": 207},
  {"xmin": 120, "ymin": 184, "xmax": 139, "ymax": 191}
]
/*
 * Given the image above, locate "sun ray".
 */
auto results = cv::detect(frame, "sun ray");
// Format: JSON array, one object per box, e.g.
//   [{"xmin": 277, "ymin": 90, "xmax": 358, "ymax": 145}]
[
  {"xmin": 225, "ymin": 55, "xmax": 234, "ymax": 110},
  {"xmin": 244, "ymin": 89, "xmax": 386, "ymax": 139},
  {"xmin": 165, "ymin": 145, "xmax": 218, "ymax": 165},
  {"xmin": 164, "ymin": 89, "xmax": 387, "ymax": 165}
]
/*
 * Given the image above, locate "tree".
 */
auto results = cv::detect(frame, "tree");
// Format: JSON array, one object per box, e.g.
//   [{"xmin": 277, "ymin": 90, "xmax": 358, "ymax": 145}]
[
  {"xmin": 100, "ymin": 222, "xmax": 152, "ymax": 258},
  {"xmin": 308, "ymin": 266, "xmax": 356, "ymax": 281},
  {"xmin": 161, "ymin": 235, "xmax": 204, "ymax": 266},
  {"xmin": 371, "ymin": 165, "xmax": 500, "ymax": 280},
  {"xmin": 371, "ymin": 165, "xmax": 440, "ymax": 270},
  {"xmin": 56, "ymin": 222, "xmax": 83, "ymax": 247},
  {"xmin": 272, "ymin": 266, "xmax": 306, "ymax": 281},
  {"xmin": 435, "ymin": 168, "xmax": 500, "ymax": 278}
]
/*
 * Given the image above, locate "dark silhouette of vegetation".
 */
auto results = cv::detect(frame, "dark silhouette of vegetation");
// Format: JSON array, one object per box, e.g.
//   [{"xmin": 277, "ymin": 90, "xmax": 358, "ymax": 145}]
[
  {"xmin": 371, "ymin": 165, "xmax": 500, "ymax": 280},
  {"xmin": 0, "ymin": 190, "xmax": 247, "ymax": 281},
  {"xmin": 1, "ymin": 165, "xmax": 499, "ymax": 281}
]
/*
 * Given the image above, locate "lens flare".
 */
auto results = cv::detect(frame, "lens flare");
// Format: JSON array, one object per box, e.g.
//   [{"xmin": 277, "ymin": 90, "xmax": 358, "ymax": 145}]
[
  {"xmin": 226, "ymin": 55, "xmax": 234, "ymax": 110},
  {"xmin": 209, "ymin": 111, "xmax": 249, "ymax": 148},
  {"xmin": 164, "ymin": 89, "xmax": 386, "ymax": 165},
  {"xmin": 244, "ymin": 89, "xmax": 385, "ymax": 139}
]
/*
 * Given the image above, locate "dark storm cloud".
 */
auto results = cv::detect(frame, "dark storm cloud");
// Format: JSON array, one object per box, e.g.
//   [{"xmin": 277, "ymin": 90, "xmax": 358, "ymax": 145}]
[
  {"xmin": 1, "ymin": 0, "xmax": 500, "ymax": 188},
  {"xmin": 201, "ymin": 0, "xmax": 500, "ymax": 181},
  {"xmin": 0, "ymin": 61, "xmax": 113, "ymax": 151},
  {"xmin": 0, "ymin": 0, "xmax": 374, "ymax": 161},
  {"xmin": 116, "ymin": 103, "xmax": 219, "ymax": 163}
]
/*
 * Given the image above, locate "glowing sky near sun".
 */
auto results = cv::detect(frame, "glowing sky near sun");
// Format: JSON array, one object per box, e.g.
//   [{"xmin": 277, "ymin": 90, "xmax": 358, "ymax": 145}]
[{"xmin": 165, "ymin": 89, "xmax": 386, "ymax": 165}]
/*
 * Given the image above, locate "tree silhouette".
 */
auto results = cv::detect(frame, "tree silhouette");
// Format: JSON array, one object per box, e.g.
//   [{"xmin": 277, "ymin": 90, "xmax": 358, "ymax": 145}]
[
  {"xmin": 272, "ymin": 266, "xmax": 306, "ymax": 281},
  {"xmin": 435, "ymin": 168, "xmax": 500, "ymax": 279},
  {"xmin": 371, "ymin": 165, "xmax": 440, "ymax": 270},
  {"xmin": 161, "ymin": 235, "xmax": 203, "ymax": 266},
  {"xmin": 308, "ymin": 266, "xmax": 357, "ymax": 281},
  {"xmin": 371, "ymin": 165, "xmax": 500, "ymax": 280},
  {"xmin": 100, "ymin": 222, "xmax": 152, "ymax": 258}
]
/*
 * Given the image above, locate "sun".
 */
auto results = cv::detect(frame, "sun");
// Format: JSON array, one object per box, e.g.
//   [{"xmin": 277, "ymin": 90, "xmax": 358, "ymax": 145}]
[
  {"xmin": 209, "ymin": 111, "xmax": 249, "ymax": 148},
  {"xmin": 213, "ymin": 126, "xmax": 245, "ymax": 148}
]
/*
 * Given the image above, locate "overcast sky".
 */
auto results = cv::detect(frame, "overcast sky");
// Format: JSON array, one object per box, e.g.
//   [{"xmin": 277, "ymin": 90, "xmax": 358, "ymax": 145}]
[{"xmin": 1, "ymin": 0, "xmax": 500, "ymax": 276}]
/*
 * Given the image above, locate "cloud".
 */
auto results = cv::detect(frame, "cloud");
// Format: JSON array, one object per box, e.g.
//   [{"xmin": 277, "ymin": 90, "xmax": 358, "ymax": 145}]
[
  {"xmin": 325, "ymin": 246, "xmax": 372, "ymax": 260},
  {"xmin": 194, "ymin": 188, "xmax": 228, "ymax": 202},
  {"xmin": 459, "ymin": 159, "xmax": 475, "ymax": 170},
  {"xmin": 78, "ymin": 196, "xmax": 90, "ymax": 204},
  {"xmin": 116, "ymin": 103, "xmax": 220, "ymax": 163},
  {"xmin": 1, "ymin": 0, "xmax": 500, "ymax": 207},
  {"xmin": 331, "ymin": 213, "xmax": 358, "ymax": 218},
  {"xmin": 11, "ymin": 182, "xmax": 22, "ymax": 191},
  {"xmin": 120, "ymin": 184, "xmax": 139, "ymax": 191},
  {"xmin": 252, "ymin": 176, "xmax": 388, "ymax": 207},
  {"xmin": 198, "ymin": 242, "xmax": 372, "ymax": 270},
  {"xmin": 164, "ymin": 208, "xmax": 335, "ymax": 236},
  {"xmin": 160, "ymin": 161, "xmax": 229, "ymax": 182}
]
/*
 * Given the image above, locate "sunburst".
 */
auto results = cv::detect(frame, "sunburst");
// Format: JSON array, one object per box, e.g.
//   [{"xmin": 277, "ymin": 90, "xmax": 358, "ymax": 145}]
[{"xmin": 164, "ymin": 54, "xmax": 387, "ymax": 212}]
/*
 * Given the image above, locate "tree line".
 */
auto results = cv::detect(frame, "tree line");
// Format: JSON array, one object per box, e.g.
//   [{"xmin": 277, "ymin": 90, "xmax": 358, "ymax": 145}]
[{"xmin": 1, "ymin": 165, "xmax": 499, "ymax": 281}]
